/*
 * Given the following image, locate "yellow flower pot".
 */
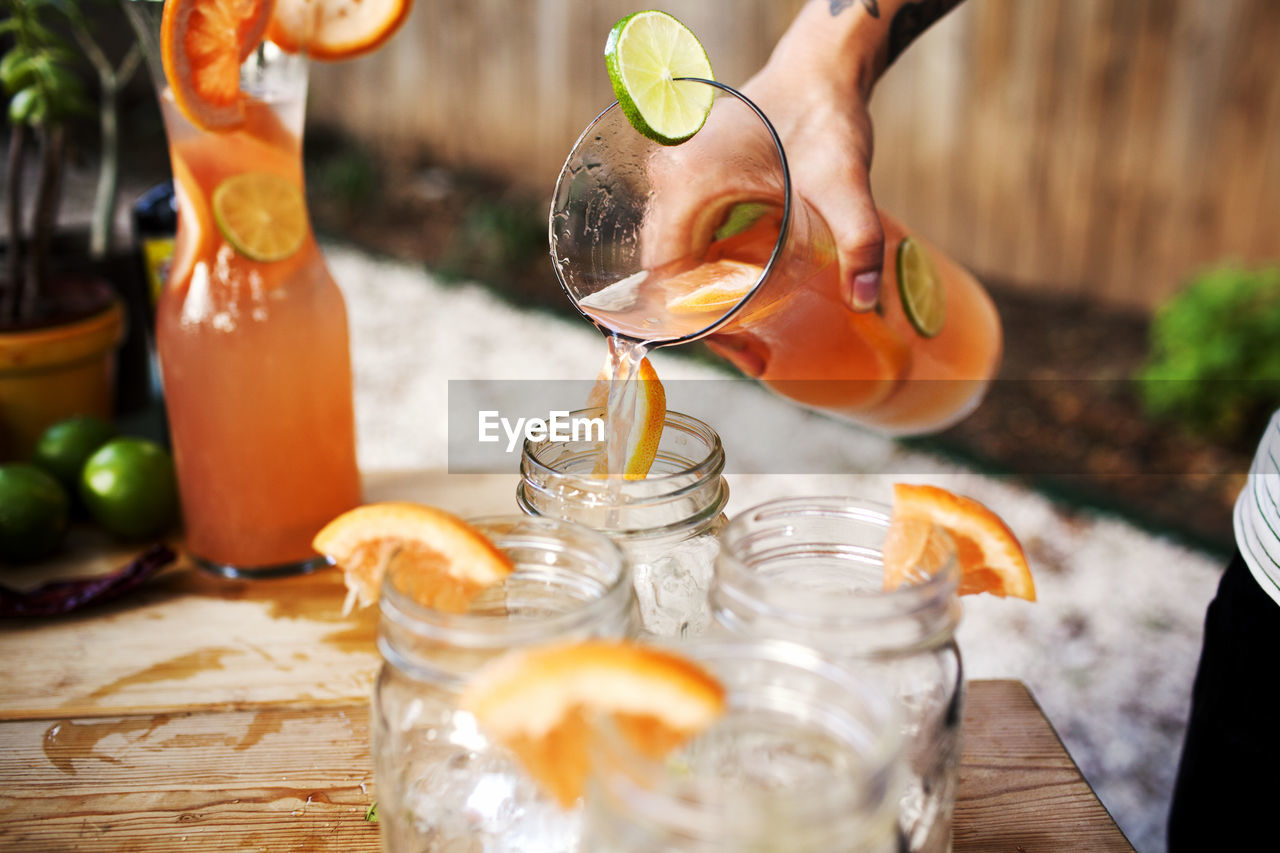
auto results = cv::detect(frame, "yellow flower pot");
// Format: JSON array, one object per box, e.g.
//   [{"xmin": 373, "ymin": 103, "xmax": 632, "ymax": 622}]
[{"xmin": 0, "ymin": 300, "xmax": 126, "ymax": 461}]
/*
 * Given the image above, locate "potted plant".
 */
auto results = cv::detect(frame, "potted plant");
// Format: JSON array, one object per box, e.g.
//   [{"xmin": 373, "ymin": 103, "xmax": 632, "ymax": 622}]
[{"xmin": 1, "ymin": 0, "xmax": 142, "ymax": 460}]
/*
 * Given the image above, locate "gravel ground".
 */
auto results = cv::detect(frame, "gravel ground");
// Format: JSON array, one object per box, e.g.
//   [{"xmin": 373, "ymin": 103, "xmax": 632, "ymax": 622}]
[{"xmin": 328, "ymin": 244, "xmax": 1222, "ymax": 853}]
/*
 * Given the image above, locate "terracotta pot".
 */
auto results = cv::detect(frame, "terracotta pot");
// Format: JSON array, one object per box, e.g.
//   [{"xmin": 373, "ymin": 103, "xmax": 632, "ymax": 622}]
[{"xmin": 0, "ymin": 300, "xmax": 126, "ymax": 461}]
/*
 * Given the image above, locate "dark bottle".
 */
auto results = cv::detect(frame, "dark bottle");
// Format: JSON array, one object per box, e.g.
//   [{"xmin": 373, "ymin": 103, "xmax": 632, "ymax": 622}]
[{"xmin": 132, "ymin": 180, "xmax": 177, "ymax": 331}]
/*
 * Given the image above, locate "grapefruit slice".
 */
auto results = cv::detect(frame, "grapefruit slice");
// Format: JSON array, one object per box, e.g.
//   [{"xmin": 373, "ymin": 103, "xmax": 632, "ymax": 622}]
[
  {"xmin": 883, "ymin": 484, "xmax": 1036, "ymax": 600},
  {"xmin": 586, "ymin": 354, "xmax": 666, "ymax": 480},
  {"xmin": 161, "ymin": 0, "xmax": 274, "ymax": 130},
  {"xmin": 663, "ymin": 259, "xmax": 762, "ymax": 315},
  {"xmin": 266, "ymin": 0, "xmax": 413, "ymax": 60},
  {"xmin": 166, "ymin": 151, "xmax": 214, "ymax": 295},
  {"xmin": 461, "ymin": 640, "xmax": 726, "ymax": 807},
  {"xmin": 312, "ymin": 502, "xmax": 515, "ymax": 613}
]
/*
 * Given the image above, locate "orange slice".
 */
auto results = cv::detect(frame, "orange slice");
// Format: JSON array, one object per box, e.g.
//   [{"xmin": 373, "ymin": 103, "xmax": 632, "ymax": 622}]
[
  {"xmin": 266, "ymin": 0, "xmax": 413, "ymax": 61},
  {"xmin": 883, "ymin": 484, "xmax": 1036, "ymax": 600},
  {"xmin": 586, "ymin": 354, "xmax": 666, "ymax": 479},
  {"xmin": 663, "ymin": 259, "xmax": 763, "ymax": 315},
  {"xmin": 167, "ymin": 151, "xmax": 214, "ymax": 296},
  {"xmin": 312, "ymin": 502, "xmax": 515, "ymax": 614},
  {"xmin": 461, "ymin": 640, "xmax": 726, "ymax": 807},
  {"xmin": 161, "ymin": 0, "xmax": 274, "ymax": 131}
]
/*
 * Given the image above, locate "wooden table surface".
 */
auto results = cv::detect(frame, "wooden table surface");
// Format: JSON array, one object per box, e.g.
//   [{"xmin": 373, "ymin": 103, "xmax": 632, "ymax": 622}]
[{"xmin": 0, "ymin": 472, "xmax": 1134, "ymax": 852}]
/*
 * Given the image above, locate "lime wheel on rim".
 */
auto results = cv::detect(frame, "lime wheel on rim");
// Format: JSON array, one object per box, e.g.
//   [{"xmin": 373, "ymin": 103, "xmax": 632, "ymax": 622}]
[{"xmin": 605, "ymin": 10, "xmax": 715, "ymax": 145}]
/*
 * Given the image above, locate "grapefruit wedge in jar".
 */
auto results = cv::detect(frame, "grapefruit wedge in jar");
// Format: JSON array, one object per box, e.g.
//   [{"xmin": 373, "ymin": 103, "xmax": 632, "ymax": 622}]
[
  {"xmin": 461, "ymin": 640, "xmax": 726, "ymax": 807},
  {"xmin": 882, "ymin": 484, "xmax": 1035, "ymax": 600},
  {"xmin": 313, "ymin": 503, "xmax": 515, "ymax": 614},
  {"xmin": 586, "ymin": 354, "xmax": 667, "ymax": 480}
]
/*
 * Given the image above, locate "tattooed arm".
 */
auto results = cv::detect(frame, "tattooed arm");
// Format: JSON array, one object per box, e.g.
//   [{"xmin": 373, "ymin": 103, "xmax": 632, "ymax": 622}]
[{"xmin": 734, "ymin": 0, "xmax": 968, "ymax": 309}]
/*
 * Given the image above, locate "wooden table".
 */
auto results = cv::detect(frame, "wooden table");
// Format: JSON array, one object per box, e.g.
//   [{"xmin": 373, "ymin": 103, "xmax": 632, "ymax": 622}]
[{"xmin": 0, "ymin": 472, "xmax": 1133, "ymax": 852}]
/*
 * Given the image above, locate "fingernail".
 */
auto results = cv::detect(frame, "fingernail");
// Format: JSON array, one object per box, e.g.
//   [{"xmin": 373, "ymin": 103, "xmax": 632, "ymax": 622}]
[{"xmin": 846, "ymin": 271, "xmax": 881, "ymax": 312}]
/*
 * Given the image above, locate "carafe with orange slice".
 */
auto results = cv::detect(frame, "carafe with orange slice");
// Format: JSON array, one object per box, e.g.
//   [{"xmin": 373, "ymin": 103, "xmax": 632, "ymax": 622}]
[
  {"xmin": 311, "ymin": 506, "xmax": 636, "ymax": 851},
  {"xmin": 125, "ymin": 0, "xmax": 409, "ymax": 576},
  {"xmin": 712, "ymin": 487, "xmax": 1036, "ymax": 853},
  {"xmin": 552, "ymin": 13, "xmax": 1001, "ymax": 438}
]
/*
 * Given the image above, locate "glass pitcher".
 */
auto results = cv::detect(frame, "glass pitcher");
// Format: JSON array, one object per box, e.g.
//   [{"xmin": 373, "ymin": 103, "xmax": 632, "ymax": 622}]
[
  {"xmin": 550, "ymin": 78, "xmax": 1001, "ymax": 436},
  {"xmin": 127, "ymin": 0, "xmax": 361, "ymax": 578}
]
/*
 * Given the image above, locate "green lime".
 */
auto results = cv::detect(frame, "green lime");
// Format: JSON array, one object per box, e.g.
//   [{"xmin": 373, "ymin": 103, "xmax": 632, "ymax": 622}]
[
  {"xmin": 713, "ymin": 202, "xmax": 773, "ymax": 242},
  {"xmin": 605, "ymin": 10, "xmax": 715, "ymax": 145},
  {"xmin": 32, "ymin": 415, "xmax": 117, "ymax": 495},
  {"xmin": 0, "ymin": 464, "xmax": 70, "ymax": 564},
  {"xmin": 80, "ymin": 438, "xmax": 178, "ymax": 540},
  {"xmin": 896, "ymin": 236, "xmax": 946, "ymax": 337},
  {"xmin": 212, "ymin": 171, "xmax": 307, "ymax": 262}
]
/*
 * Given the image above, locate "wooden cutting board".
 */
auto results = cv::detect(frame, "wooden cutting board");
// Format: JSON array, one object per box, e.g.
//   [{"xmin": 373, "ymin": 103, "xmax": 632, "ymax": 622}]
[
  {"xmin": 0, "ymin": 681, "xmax": 1133, "ymax": 852},
  {"xmin": 0, "ymin": 472, "xmax": 517, "ymax": 721}
]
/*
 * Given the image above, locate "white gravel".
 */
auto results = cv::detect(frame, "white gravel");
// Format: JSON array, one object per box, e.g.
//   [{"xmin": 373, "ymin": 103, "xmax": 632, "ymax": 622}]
[{"xmin": 327, "ymin": 244, "xmax": 1223, "ymax": 853}]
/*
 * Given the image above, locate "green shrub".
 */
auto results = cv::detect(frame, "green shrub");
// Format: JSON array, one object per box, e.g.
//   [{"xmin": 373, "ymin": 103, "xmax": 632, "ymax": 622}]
[{"xmin": 1137, "ymin": 265, "xmax": 1280, "ymax": 445}]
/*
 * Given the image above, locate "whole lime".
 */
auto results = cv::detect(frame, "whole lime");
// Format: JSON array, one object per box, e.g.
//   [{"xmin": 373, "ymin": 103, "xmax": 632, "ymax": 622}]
[
  {"xmin": 0, "ymin": 464, "xmax": 71, "ymax": 563},
  {"xmin": 80, "ymin": 438, "xmax": 178, "ymax": 540},
  {"xmin": 32, "ymin": 415, "xmax": 117, "ymax": 494}
]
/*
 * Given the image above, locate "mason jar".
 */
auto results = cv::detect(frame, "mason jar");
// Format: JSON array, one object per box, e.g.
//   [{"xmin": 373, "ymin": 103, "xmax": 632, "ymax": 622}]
[
  {"xmin": 372, "ymin": 515, "xmax": 634, "ymax": 852},
  {"xmin": 517, "ymin": 409, "xmax": 729, "ymax": 638},
  {"xmin": 582, "ymin": 638, "xmax": 905, "ymax": 852},
  {"xmin": 712, "ymin": 497, "xmax": 963, "ymax": 853}
]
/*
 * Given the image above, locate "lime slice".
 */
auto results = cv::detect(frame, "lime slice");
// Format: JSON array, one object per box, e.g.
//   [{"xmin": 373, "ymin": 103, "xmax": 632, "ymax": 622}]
[
  {"xmin": 212, "ymin": 172, "xmax": 307, "ymax": 262},
  {"xmin": 713, "ymin": 202, "xmax": 772, "ymax": 241},
  {"xmin": 896, "ymin": 236, "xmax": 946, "ymax": 337},
  {"xmin": 605, "ymin": 11, "xmax": 714, "ymax": 145}
]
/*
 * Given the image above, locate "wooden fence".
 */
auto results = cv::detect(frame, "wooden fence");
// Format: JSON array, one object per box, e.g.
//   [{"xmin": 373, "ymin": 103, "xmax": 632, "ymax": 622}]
[{"xmin": 309, "ymin": 0, "xmax": 1280, "ymax": 310}]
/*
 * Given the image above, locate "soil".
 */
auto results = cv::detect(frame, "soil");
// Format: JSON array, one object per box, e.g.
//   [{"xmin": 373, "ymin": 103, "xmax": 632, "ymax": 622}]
[{"xmin": 305, "ymin": 142, "xmax": 1256, "ymax": 557}]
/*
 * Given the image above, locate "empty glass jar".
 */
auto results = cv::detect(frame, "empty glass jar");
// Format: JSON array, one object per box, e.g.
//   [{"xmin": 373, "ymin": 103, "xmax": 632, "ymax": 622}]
[
  {"xmin": 517, "ymin": 410, "xmax": 729, "ymax": 638},
  {"xmin": 372, "ymin": 516, "xmax": 635, "ymax": 852},
  {"xmin": 712, "ymin": 497, "xmax": 963, "ymax": 853}
]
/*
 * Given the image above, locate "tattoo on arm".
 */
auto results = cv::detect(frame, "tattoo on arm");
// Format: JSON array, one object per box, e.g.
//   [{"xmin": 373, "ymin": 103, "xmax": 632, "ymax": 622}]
[
  {"xmin": 886, "ymin": 0, "xmax": 964, "ymax": 66},
  {"xmin": 830, "ymin": 0, "xmax": 880, "ymax": 18}
]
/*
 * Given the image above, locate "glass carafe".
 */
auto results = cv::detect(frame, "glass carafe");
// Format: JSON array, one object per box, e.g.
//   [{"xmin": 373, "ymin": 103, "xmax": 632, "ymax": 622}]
[
  {"xmin": 127, "ymin": 0, "xmax": 361, "ymax": 578},
  {"xmin": 550, "ymin": 79, "xmax": 1001, "ymax": 436}
]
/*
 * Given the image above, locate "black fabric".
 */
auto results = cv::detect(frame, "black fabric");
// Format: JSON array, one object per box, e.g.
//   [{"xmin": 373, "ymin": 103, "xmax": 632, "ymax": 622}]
[{"xmin": 1168, "ymin": 552, "xmax": 1280, "ymax": 850}]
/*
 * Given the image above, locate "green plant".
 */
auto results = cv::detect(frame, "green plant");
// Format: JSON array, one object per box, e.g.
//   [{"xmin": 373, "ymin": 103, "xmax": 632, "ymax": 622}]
[
  {"xmin": 1137, "ymin": 265, "xmax": 1280, "ymax": 445},
  {"xmin": 1, "ymin": 0, "xmax": 139, "ymax": 326},
  {"xmin": 439, "ymin": 195, "xmax": 545, "ymax": 284}
]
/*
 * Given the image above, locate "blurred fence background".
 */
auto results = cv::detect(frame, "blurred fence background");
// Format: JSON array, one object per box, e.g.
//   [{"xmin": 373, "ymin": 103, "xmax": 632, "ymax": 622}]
[{"xmin": 309, "ymin": 0, "xmax": 1280, "ymax": 310}]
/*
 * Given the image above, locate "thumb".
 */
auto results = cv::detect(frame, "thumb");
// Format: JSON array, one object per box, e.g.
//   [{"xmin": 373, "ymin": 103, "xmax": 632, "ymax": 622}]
[{"xmin": 809, "ymin": 158, "xmax": 884, "ymax": 313}]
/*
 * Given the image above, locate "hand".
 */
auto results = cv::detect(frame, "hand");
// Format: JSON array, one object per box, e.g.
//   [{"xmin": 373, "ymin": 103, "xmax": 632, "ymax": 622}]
[
  {"xmin": 740, "ymin": 63, "xmax": 882, "ymax": 312},
  {"xmin": 639, "ymin": 5, "xmax": 885, "ymax": 313}
]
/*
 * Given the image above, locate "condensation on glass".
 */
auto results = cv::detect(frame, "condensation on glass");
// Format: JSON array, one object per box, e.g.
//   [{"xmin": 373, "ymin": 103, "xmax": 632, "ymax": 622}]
[
  {"xmin": 518, "ymin": 410, "xmax": 728, "ymax": 638},
  {"xmin": 372, "ymin": 516, "xmax": 634, "ymax": 852},
  {"xmin": 583, "ymin": 638, "xmax": 904, "ymax": 852}
]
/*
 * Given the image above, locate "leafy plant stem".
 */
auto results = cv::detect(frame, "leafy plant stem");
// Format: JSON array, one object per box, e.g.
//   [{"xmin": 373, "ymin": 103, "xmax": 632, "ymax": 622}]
[
  {"xmin": 71, "ymin": 20, "xmax": 140, "ymax": 259},
  {"xmin": 25, "ymin": 122, "xmax": 65, "ymax": 321},
  {"xmin": 3, "ymin": 124, "xmax": 26, "ymax": 325}
]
